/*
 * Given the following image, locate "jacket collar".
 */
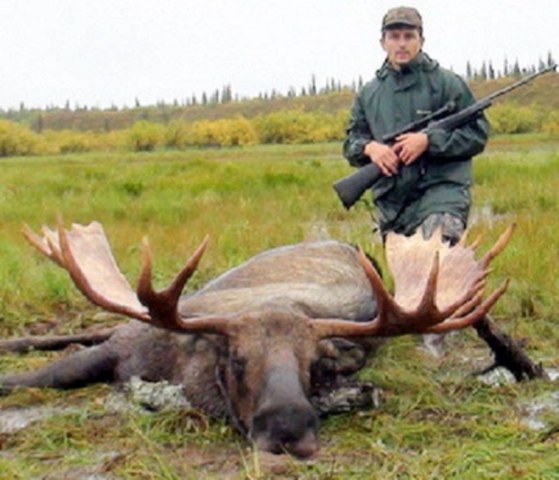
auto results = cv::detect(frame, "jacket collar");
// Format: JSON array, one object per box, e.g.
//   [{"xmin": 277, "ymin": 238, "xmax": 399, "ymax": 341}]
[{"xmin": 376, "ymin": 51, "xmax": 439, "ymax": 80}]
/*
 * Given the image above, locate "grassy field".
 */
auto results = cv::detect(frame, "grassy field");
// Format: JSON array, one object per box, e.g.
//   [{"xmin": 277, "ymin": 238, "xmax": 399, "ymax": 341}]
[{"xmin": 0, "ymin": 138, "xmax": 558, "ymax": 478}]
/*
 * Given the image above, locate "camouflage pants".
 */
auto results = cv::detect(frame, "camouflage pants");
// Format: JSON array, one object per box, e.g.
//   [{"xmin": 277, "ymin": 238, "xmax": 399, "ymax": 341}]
[{"xmin": 419, "ymin": 212, "xmax": 465, "ymax": 245}]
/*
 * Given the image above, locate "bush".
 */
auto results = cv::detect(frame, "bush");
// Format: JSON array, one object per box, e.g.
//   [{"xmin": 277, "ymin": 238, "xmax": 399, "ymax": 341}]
[
  {"xmin": 0, "ymin": 120, "xmax": 40, "ymax": 156},
  {"xmin": 127, "ymin": 121, "xmax": 163, "ymax": 151},
  {"xmin": 164, "ymin": 120, "xmax": 193, "ymax": 148},
  {"xmin": 253, "ymin": 110, "xmax": 313, "ymax": 144},
  {"xmin": 253, "ymin": 110, "xmax": 346, "ymax": 144},
  {"xmin": 486, "ymin": 104, "xmax": 541, "ymax": 134},
  {"xmin": 189, "ymin": 116, "xmax": 257, "ymax": 147},
  {"xmin": 41, "ymin": 129, "xmax": 95, "ymax": 154},
  {"xmin": 541, "ymin": 111, "xmax": 559, "ymax": 135},
  {"xmin": 215, "ymin": 117, "xmax": 257, "ymax": 146}
]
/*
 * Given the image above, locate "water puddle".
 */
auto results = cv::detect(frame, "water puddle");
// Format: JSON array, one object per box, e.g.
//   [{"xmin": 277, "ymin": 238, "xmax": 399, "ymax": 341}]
[
  {"xmin": 0, "ymin": 378, "xmax": 189, "ymax": 435},
  {"xmin": 518, "ymin": 390, "xmax": 559, "ymax": 431},
  {"xmin": 0, "ymin": 405, "xmax": 76, "ymax": 434}
]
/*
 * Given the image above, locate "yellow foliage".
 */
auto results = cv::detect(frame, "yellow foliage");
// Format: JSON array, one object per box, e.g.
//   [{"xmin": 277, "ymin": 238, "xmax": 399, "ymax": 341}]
[
  {"xmin": 486, "ymin": 104, "xmax": 541, "ymax": 134},
  {"xmin": 541, "ymin": 111, "xmax": 559, "ymax": 134},
  {"xmin": 41, "ymin": 129, "xmax": 95, "ymax": 154},
  {"xmin": 253, "ymin": 109, "xmax": 346, "ymax": 144},
  {"xmin": 189, "ymin": 116, "xmax": 257, "ymax": 147},
  {"xmin": 0, "ymin": 120, "xmax": 40, "ymax": 157},
  {"xmin": 3, "ymin": 102, "xmax": 556, "ymax": 158},
  {"xmin": 127, "ymin": 121, "xmax": 164, "ymax": 151},
  {"xmin": 164, "ymin": 120, "xmax": 193, "ymax": 148}
]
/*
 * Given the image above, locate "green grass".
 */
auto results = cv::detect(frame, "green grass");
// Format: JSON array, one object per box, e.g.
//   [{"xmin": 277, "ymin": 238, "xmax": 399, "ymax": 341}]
[{"xmin": 1, "ymin": 138, "xmax": 558, "ymax": 478}]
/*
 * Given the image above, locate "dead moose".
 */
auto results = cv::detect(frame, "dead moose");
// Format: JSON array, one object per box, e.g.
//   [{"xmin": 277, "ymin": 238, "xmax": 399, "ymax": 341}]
[{"xmin": 0, "ymin": 219, "xmax": 522, "ymax": 457}]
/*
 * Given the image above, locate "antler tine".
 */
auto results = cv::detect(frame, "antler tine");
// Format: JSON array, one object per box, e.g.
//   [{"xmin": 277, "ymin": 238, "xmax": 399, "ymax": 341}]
[
  {"xmin": 469, "ymin": 234, "xmax": 482, "ymax": 251},
  {"xmin": 137, "ymin": 236, "xmax": 157, "ymax": 304},
  {"xmin": 480, "ymin": 223, "xmax": 516, "ymax": 268},
  {"xmin": 137, "ymin": 235, "xmax": 209, "ymax": 308},
  {"xmin": 434, "ymin": 271, "xmax": 488, "ymax": 321},
  {"xmin": 357, "ymin": 247, "xmax": 399, "ymax": 320},
  {"xmin": 426, "ymin": 280, "xmax": 510, "ymax": 334},
  {"xmin": 457, "ymin": 228, "xmax": 469, "ymax": 247},
  {"xmin": 136, "ymin": 235, "xmax": 230, "ymax": 335},
  {"xmin": 413, "ymin": 250, "xmax": 482, "ymax": 324},
  {"xmin": 167, "ymin": 235, "xmax": 210, "ymax": 300},
  {"xmin": 449, "ymin": 289, "xmax": 485, "ymax": 320},
  {"xmin": 22, "ymin": 224, "xmax": 65, "ymax": 267},
  {"xmin": 457, "ymin": 228, "xmax": 481, "ymax": 251},
  {"xmin": 311, "ymin": 249, "xmax": 403, "ymax": 339}
]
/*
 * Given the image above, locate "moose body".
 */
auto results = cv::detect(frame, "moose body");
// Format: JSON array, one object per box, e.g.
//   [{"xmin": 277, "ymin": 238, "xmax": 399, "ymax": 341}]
[
  {"xmin": 1, "ymin": 238, "xmax": 380, "ymax": 456},
  {"xmin": 0, "ymin": 221, "xmax": 512, "ymax": 457}
]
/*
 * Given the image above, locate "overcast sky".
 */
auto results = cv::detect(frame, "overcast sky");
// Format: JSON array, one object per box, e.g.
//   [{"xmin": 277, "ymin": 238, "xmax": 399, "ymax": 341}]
[{"xmin": 0, "ymin": 0, "xmax": 556, "ymax": 110}]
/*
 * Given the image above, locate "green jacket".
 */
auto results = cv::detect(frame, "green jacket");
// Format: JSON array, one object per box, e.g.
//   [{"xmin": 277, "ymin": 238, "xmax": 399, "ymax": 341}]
[{"xmin": 343, "ymin": 52, "xmax": 489, "ymax": 235}]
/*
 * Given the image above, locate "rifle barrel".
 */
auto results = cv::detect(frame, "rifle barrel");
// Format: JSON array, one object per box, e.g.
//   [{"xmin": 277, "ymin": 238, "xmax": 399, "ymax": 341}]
[{"xmin": 487, "ymin": 64, "xmax": 557, "ymax": 102}]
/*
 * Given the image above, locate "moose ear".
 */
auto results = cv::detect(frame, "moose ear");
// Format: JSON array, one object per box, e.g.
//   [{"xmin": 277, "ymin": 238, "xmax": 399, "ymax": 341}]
[{"xmin": 315, "ymin": 338, "xmax": 367, "ymax": 375}]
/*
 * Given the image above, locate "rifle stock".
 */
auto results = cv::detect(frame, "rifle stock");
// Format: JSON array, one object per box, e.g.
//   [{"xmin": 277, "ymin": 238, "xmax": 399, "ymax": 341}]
[{"xmin": 332, "ymin": 163, "xmax": 382, "ymax": 210}]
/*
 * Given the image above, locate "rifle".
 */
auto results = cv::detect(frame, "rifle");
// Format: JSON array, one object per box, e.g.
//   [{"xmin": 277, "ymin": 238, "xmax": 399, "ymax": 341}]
[{"xmin": 333, "ymin": 64, "xmax": 557, "ymax": 210}]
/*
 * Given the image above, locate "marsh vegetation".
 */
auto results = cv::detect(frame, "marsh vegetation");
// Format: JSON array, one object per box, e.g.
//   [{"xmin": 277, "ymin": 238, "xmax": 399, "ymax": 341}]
[{"xmin": 0, "ymin": 137, "xmax": 558, "ymax": 478}]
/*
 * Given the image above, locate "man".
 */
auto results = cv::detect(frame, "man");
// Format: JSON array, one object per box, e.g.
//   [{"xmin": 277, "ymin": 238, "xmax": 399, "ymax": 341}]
[
  {"xmin": 343, "ymin": 6, "xmax": 489, "ymax": 245},
  {"xmin": 342, "ymin": 7, "xmax": 546, "ymax": 375}
]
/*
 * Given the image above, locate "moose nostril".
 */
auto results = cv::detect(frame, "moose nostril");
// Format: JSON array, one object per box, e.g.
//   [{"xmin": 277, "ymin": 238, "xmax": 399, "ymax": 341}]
[{"xmin": 252, "ymin": 406, "xmax": 318, "ymax": 446}]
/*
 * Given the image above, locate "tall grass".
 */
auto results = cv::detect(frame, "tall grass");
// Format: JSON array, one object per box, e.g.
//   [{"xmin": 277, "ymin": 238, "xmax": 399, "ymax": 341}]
[{"xmin": 0, "ymin": 138, "xmax": 558, "ymax": 477}]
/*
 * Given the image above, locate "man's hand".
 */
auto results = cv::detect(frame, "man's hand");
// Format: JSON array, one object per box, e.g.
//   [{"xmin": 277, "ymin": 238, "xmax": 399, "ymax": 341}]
[
  {"xmin": 363, "ymin": 141, "xmax": 399, "ymax": 176},
  {"xmin": 393, "ymin": 132, "xmax": 428, "ymax": 165}
]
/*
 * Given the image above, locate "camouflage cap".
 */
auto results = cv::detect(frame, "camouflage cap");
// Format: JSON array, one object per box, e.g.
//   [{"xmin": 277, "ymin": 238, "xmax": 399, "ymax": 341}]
[{"xmin": 382, "ymin": 6, "xmax": 422, "ymax": 30}]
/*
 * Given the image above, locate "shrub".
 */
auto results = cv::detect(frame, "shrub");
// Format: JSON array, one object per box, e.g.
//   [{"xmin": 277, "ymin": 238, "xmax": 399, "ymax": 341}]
[
  {"xmin": 41, "ymin": 129, "xmax": 96, "ymax": 154},
  {"xmin": 253, "ymin": 110, "xmax": 313, "ymax": 144},
  {"xmin": 189, "ymin": 120, "xmax": 221, "ymax": 147},
  {"xmin": 486, "ymin": 103, "xmax": 541, "ymax": 134},
  {"xmin": 0, "ymin": 120, "xmax": 40, "ymax": 156},
  {"xmin": 541, "ymin": 111, "xmax": 559, "ymax": 135},
  {"xmin": 164, "ymin": 120, "xmax": 193, "ymax": 148},
  {"xmin": 215, "ymin": 116, "xmax": 257, "ymax": 146},
  {"xmin": 126, "ymin": 121, "xmax": 163, "ymax": 151},
  {"xmin": 100, "ymin": 130, "xmax": 127, "ymax": 151},
  {"xmin": 189, "ymin": 116, "xmax": 257, "ymax": 147},
  {"xmin": 253, "ymin": 110, "xmax": 346, "ymax": 144}
]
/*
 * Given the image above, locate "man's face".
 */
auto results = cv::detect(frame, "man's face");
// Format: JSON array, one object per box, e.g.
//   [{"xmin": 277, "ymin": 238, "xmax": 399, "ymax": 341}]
[{"xmin": 381, "ymin": 28, "xmax": 424, "ymax": 69}]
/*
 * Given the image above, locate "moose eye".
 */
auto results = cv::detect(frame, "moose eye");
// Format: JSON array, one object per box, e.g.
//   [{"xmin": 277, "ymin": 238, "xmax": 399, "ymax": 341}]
[{"xmin": 230, "ymin": 356, "xmax": 247, "ymax": 380}]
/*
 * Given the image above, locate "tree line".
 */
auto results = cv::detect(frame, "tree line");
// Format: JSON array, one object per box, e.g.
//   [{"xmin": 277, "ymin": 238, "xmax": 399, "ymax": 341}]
[
  {"xmin": 2, "ymin": 52, "xmax": 553, "ymax": 120},
  {"xmin": 465, "ymin": 51, "xmax": 555, "ymax": 81}
]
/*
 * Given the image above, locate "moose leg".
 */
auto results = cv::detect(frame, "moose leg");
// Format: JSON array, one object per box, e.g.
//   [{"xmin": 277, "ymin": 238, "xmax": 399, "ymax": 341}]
[
  {"xmin": 472, "ymin": 315, "xmax": 546, "ymax": 381},
  {"xmin": 0, "ymin": 328, "xmax": 116, "ymax": 353},
  {"xmin": 0, "ymin": 345, "xmax": 118, "ymax": 393}
]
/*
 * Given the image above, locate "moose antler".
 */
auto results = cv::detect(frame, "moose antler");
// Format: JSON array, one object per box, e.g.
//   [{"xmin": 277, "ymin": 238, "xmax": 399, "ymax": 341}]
[
  {"xmin": 22, "ymin": 218, "xmax": 230, "ymax": 335},
  {"xmin": 312, "ymin": 225, "xmax": 515, "ymax": 339}
]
